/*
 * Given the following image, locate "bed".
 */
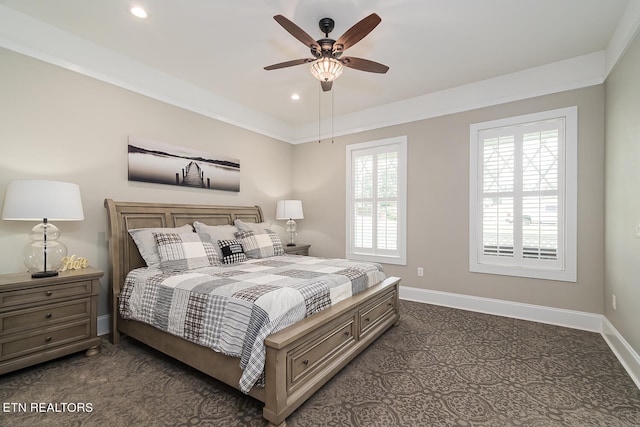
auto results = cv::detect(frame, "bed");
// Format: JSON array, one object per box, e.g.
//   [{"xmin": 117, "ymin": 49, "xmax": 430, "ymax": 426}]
[{"xmin": 104, "ymin": 199, "xmax": 400, "ymax": 426}]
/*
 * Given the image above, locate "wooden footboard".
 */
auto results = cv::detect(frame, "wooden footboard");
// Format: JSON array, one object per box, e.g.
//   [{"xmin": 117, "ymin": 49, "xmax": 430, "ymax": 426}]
[
  {"xmin": 104, "ymin": 199, "xmax": 400, "ymax": 426},
  {"xmin": 262, "ymin": 276, "xmax": 400, "ymax": 426},
  {"xmin": 115, "ymin": 276, "xmax": 399, "ymax": 426}
]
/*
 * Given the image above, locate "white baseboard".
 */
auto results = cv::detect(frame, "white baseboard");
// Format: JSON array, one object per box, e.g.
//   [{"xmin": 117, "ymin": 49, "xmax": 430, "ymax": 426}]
[
  {"xmin": 602, "ymin": 317, "xmax": 640, "ymax": 390},
  {"xmin": 97, "ymin": 314, "xmax": 111, "ymax": 337},
  {"xmin": 96, "ymin": 288, "xmax": 640, "ymax": 390},
  {"xmin": 399, "ymin": 285, "xmax": 640, "ymax": 390},
  {"xmin": 399, "ymin": 285, "xmax": 603, "ymax": 331}
]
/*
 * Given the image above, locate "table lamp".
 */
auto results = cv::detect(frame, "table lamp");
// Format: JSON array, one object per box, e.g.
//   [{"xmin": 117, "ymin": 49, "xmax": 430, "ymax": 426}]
[
  {"xmin": 276, "ymin": 200, "xmax": 304, "ymax": 246},
  {"xmin": 2, "ymin": 180, "xmax": 84, "ymax": 278}
]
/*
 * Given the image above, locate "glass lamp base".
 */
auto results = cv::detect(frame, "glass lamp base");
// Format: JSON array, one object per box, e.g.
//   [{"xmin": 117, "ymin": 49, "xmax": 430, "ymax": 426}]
[
  {"xmin": 23, "ymin": 223, "xmax": 67, "ymax": 276},
  {"xmin": 32, "ymin": 270, "xmax": 60, "ymax": 278},
  {"xmin": 286, "ymin": 219, "xmax": 297, "ymax": 246}
]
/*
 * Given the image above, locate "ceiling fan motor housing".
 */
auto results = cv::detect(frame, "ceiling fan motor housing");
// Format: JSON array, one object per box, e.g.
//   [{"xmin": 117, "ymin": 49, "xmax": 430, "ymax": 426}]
[
  {"xmin": 311, "ymin": 18, "xmax": 340, "ymax": 58},
  {"xmin": 313, "ymin": 38, "xmax": 339, "ymax": 58},
  {"xmin": 319, "ymin": 18, "xmax": 334, "ymax": 36}
]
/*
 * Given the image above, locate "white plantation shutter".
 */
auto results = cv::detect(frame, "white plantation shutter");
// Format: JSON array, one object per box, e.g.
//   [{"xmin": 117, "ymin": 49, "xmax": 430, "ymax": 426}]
[
  {"xmin": 347, "ymin": 137, "xmax": 407, "ymax": 265},
  {"xmin": 470, "ymin": 107, "xmax": 577, "ymax": 282}
]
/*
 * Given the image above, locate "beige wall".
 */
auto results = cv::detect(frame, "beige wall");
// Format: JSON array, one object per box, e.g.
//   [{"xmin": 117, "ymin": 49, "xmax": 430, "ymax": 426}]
[
  {"xmin": 605, "ymin": 31, "xmax": 640, "ymax": 353},
  {"xmin": 293, "ymin": 86, "xmax": 605, "ymax": 314},
  {"xmin": 0, "ymin": 48, "xmax": 294, "ymax": 317},
  {"xmin": 0, "ymin": 44, "xmax": 615, "ymax": 332}
]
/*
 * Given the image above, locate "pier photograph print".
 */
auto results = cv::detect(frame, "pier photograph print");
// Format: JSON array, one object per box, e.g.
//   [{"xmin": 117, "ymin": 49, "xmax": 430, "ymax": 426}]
[{"xmin": 127, "ymin": 136, "xmax": 240, "ymax": 192}]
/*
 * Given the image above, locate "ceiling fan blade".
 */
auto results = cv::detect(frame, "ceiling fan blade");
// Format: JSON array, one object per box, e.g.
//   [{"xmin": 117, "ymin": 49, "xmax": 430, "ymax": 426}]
[
  {"xmin": 321, "ymin": 81, "xmax": 333, "ymax": 92},
  {"xmin": 273, "ymin": 15, "xmax": 320, "ymax": 50},
  {"xmin": 334, "ymin": 13, "xmax": 382, "ymax": 53},
  {"xmin": 339, "ymin": 56, "xmax": 389, "ymax": 73},
  {"xmin": 264, "ymin": 58, "xmax": 315, "ymax": 71}
]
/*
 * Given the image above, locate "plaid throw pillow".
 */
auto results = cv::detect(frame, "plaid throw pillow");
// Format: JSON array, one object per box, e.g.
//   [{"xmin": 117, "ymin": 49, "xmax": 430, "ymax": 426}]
[
  {"xmin": 153, "ymin": 232, "xmax": 219, "ymax": 272},
  {"xmin": 129, "ymin": 224, "xmax": 194, "ymax": 267},
  {"xmin": 217, "ymin": 239, "xmax": 247, "ymax": 264},
  {"xmin": 235, "ymin": 230, "xmax": 284, "ymax": 259}
]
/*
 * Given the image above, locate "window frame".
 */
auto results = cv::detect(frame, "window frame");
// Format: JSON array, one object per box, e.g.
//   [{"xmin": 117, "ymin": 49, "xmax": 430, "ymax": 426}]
[
  {"xmin": 469, "ymin": 107, "xmax": 577, "ymax": 282},
  {"xmin": 346, "ymin": 136, "xmax": 407, "ymax": 265}
]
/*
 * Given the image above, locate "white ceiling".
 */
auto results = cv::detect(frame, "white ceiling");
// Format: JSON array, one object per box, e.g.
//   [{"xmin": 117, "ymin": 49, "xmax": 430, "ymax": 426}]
[{"xmin": 1, "ymin": 0, "xmax": 639, "ymax": 143}]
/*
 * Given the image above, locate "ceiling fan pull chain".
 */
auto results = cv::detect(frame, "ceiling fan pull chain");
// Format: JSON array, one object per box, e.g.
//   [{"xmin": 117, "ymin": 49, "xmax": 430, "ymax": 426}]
[
  {"xmin": 331, "ymin": 87, "xmax": 335, "ymax": 143},
  {"xmin": 318, "ymin": 82, "xmax": 321, "ymax": 143}
]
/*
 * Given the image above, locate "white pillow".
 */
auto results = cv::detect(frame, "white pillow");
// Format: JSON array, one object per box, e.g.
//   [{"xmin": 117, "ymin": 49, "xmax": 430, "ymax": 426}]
[
  {"xmin": 193, "ymin": 221, "xmax": 238, "ymax": 242},
  {"xmin": 193, "ymin": 221, "xmax": 239, "ymax": 259},
  {"xmin": 128, "ymin": 224, "xmax": 193, "ymax": 267},
  {"xmin": 234, "ymin": 219, "xmax": 272, "ymax": 235}
]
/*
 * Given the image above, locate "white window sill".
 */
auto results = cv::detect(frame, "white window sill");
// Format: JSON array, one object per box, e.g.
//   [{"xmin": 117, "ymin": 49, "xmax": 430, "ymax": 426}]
[
  {"xmin": 470, "ymin": 262, "xmax": 576, "ymax": 282},
  {"xmin": 347, "ymin": 253, "xmax": 406, "ymax": 266}
]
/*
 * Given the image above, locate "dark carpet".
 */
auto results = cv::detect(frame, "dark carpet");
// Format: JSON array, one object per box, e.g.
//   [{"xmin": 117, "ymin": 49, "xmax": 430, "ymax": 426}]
[{"xmin": 1, "ymin": 300, "xmax": 639, "ymax": 426}]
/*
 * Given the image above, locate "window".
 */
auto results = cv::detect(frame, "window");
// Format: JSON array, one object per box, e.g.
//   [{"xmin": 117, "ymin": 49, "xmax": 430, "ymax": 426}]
[
  {"xmin": 469, "ymin": 107, "xmax": 577, "ymax": 281},
  {"xmin": 346, "ymin": 136, "xmax": 407, "ymax": 265}
]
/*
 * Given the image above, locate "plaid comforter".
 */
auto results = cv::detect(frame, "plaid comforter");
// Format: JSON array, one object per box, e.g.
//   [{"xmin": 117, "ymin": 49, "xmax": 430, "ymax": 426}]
[{"xmin": 119, "ymin": 255, "xmax": 385, "ymax": 393}]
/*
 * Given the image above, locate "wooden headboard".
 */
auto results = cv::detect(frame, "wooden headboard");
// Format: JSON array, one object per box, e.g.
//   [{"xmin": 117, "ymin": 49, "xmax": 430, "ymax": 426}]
[{"xmin": 103, "ymin": 199, "xmax": 263, "ymax": 328}]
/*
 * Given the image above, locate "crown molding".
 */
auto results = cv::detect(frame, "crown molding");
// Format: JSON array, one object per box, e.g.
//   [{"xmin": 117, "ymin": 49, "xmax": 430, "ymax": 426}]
[
  {"xmin": 1, "ymin": 4, "xmax": 639, "ymax": 144},
  {"xmin": 605, "ymin": 0, "xmax": 640, "ymax": 76},
  {"xmin": 290, "ymin": 52, "xmax": 605, "ymax": 144},
  {"xmin": 0, "ymin": 5, "xmax": 292, "ymax": 142}
]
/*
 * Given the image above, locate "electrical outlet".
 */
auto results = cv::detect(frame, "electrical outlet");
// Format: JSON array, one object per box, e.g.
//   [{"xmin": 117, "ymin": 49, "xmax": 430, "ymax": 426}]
[
  {"xmin": 417, "ymin": 267, "xmax": 424, "ymax": 277},
  {"xmin": 612, "ymin": 294, "xmax": 617, "ymax": 310}
]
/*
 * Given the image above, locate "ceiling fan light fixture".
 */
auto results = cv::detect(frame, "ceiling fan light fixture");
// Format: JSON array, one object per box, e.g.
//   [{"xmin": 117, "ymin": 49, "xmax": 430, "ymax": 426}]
[{"xmin": 310, "ymin": 58, "xmax": 343, "ymax": 83}]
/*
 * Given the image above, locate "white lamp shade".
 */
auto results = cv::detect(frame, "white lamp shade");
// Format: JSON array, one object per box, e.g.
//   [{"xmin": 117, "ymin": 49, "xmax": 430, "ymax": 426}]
[
  {"xmin": 2, "ymin": 180, "xmax": 84, "ymax": 221},
  {"xmin": 276, "ymin": 200, "xmax": 304, "ymax": 220}
]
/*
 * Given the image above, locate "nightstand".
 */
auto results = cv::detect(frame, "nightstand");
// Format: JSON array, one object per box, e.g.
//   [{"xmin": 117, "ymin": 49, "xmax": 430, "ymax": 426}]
[
  {"xmin": 283, "ymin": 244, "xmax": 311, "ymax": 256},
  {"xmin": 0, "ymin": 267, "xmax": 103, "ymax": 375}
]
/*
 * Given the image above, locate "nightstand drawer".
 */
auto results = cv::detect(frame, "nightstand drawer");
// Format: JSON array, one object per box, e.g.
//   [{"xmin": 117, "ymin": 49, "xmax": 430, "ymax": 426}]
[
  {"xmin": 0, "ymin": 267, "xmax": 103, "ymax": 374},
  {"xmin": 0, "ymin": 320, "xmax": 91, "ymax": 361},
  {"xmin": 0, "ymin": 280, "xmax": 93, "ymax": 309},
  {"xmin": 1, "ymin": 299, "xmax": 91, "ymax": 335},
  {"xmin": 283, "ymin": 244, "xmax": 310, "ymax": 256}
]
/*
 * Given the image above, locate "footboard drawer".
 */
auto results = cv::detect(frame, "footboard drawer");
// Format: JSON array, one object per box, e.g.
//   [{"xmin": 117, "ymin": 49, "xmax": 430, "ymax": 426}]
[
  {"xmin": 263, "ymin": 276, "xmax": 400, "ymax": 426},
  {"xmin": 359, "ymin": 287, "xmax": 397, "ymax": 337},
  {"xmin": 288, "ymin": 314, "xmax": 356, "ymax": 392}
]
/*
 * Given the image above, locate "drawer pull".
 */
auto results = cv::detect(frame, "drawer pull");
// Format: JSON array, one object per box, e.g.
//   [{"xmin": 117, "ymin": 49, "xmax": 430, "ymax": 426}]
[
  {"xmin": 365, "ymin": 317, "xmax": 370, "ymax": 322},
  {"xmin": 344, "ymin": 331, "xmax": 349, "ymax": 336},
  {"xmin": 45, "ymin": 336, "xmax": 52, "ymax": 342},
  {"xmin": 46, "ymin": 291, "xmax": 53, "ymax": 297},
  {"xmin": 303, "ymin": 359, "xmax": 309, "ymax": 365},
  {"xmin": 45, "ymin": 313, "xmax": 52, "ymax": 319}
]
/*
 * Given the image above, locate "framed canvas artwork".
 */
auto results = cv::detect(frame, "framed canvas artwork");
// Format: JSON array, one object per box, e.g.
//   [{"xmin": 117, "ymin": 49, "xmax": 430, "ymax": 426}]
[{"xmin": 127, "ymin": 136, "xmax": 240, "ymax": 192}]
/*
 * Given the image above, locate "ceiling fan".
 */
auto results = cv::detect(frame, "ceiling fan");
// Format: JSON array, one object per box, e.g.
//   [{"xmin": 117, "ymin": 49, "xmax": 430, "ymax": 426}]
[{"xmin": 264, "ymin": 13, "xmax": 389, "ymax": 91}]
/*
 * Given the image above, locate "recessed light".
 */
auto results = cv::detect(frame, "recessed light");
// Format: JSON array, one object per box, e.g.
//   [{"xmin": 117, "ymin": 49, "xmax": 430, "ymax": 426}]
[
  {"xmin": 130, "ymin": 6, "xmax": 148, "ymax": 19},
  {"xmin": 291, "ymin": 93, "xmax": 300, "ymax": 101}
]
